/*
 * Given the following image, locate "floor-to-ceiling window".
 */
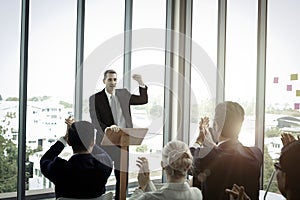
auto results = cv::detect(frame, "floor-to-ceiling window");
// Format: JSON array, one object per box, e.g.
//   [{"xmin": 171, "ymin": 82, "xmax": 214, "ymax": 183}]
[
  {"xmin": 190, "ymin": 0, "xmax": 218, "ymax": 145},
  {"xmin": 264, "ymin": 0, "xmax": 300, "ymax": 193},
  {"xmin": 225, "ymin": 0, "xmax": 258, "ymax": 146},
  {"xmin": 3, "ymin": 0, "xmax": 300, "ymax": 198},
  {"xmin": 26, "ymin": 0, "xmax": 77, "ymax": 191},
  {"xmin": 82, "ymin": 0, "xmax": 125, "ymax": 190},
  {"xmin": 0, "ymin": 0, "xmax": 21, "ymax": 194},
  {"xmin": 130, "ymin": 0, "xmax": 166, "ymax": 187},
  {"xmin": 83, "ymin": 0, "xmax": 125, "ymax": 121}
]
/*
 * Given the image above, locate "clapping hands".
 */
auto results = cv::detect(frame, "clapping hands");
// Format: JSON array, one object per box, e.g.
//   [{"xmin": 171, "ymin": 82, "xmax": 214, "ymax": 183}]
[
  {"xmin": 281, "ymin": 132, "xmax": 299, "ymax": 147},
  {"xmin": 136, "ymin": 157, "xmax": 150, "ymax": 191},
  {"xmin": 196, "ymin": 117, "xmax": 216, "ymax": 147},
  {"xmin": 225, "ymin": 184, "xmax": 251, "ymax": 200},
  {"xmin": 64, "ymin": 116, "xmax": 75, "ymax": 140},
  {"xmin": 65, "ymin": 116, "xmax": 75, "ymax": 127}
]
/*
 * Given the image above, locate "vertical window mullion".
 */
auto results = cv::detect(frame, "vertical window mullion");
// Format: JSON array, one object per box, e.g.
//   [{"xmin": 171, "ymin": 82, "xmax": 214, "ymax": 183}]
[
  {"xmin": 216, "ymin": 0, "xmax": 227, "ymax": 104},
  {"xmin": 123, "ymin": 0, "xmax": 133, "ymax": 89},
  {"xmin": 256, "ymin": 0, "xmax": 268, "ymax": 189},
  {"xmin": 75, "ymin": 0, "xmax": 85, "ymax": 120},
  {"xmin": 18, "ymin": 0, "xmax": 30, "ymax": 199}
]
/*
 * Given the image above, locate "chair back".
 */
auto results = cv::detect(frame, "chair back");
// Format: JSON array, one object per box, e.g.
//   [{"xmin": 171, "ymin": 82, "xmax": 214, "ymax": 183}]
[{"xmin": 57, "ymin": 192, "xmax": 113, "ymax": 200}]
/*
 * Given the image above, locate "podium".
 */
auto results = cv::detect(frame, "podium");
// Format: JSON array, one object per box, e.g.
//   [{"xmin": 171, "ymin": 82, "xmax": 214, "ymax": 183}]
[{"xmin": 101, "ymin": 128, "xmax": 148, "ymax": 200}]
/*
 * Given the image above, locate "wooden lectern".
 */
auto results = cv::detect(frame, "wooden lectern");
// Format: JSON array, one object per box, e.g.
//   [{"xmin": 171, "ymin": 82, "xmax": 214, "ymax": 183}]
[{"xmin": 101, "ymin": 128, "xmax": 148, "ymax": 200}]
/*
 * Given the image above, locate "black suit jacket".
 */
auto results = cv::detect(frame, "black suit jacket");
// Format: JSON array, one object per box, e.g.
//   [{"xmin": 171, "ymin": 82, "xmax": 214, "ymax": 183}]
[
  {"xmin": 89, "ymin": 87, "xmax": 148, "ymax": 166},
  {"xmin": 40, "ymin": 141, "xmax": 113, "ymax": 199},
  {"xmin": 89, "ymin": 87, "xmax": 148, "ymax": 141},
  {"xmin": 190, "ymin": 140, "xmax": 262, "ymax": 200}
]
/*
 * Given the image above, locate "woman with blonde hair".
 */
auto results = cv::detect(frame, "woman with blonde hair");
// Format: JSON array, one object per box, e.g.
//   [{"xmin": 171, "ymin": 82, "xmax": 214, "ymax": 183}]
[{"xmin": 129, "ymin": 140, "xmax": 202, "ymax": 200}]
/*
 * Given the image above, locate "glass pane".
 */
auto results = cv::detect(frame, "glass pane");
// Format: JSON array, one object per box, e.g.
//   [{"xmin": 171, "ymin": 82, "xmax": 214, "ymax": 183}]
[
  {"xmin": 190, "ymin": 0, "xmax": 218, "ymax": 145},
  {"xmin": 264, "ymin": 0, "xmax": 300, "ymax": 193},
  {"xmin": 0, "ymin": 0, "xmax": 21, "ymax": 194},
  {"xmin": 130, "ymin": 0, "xmax": 166, "ymax": 187},
  {"xmin": 83, "ymin": 0, "xmax": 125, "ymax": 190},
  {"xmin": 83, "ymin": 0, "xmax": 125, "ymax": 121},
  {"xmin": 225, "ymin": 0, "xmax": 257, "ymax": 146},
  {"xmin": 26, "ymin": 0, "xmax": 76, "ymax": 191},
  {"xmin": 84, "ymin": 0, "xmax": 124, "ymax": 59}
]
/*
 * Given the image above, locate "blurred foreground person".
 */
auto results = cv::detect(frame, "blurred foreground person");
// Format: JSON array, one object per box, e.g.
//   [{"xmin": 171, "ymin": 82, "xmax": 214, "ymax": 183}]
[{"xmin": 226, "ymin": 133, "xmax": 300, "ymax": 200}]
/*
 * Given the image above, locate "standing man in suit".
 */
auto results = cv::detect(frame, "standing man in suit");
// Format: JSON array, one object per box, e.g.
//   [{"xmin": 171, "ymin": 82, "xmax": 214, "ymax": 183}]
[
  {"xmin": 89, "ymin": 69, "xmax": 148, "ymax": 200},
  {"xmin": 190, "ymin": 101, "xmax": 262, "ymax": 200}
]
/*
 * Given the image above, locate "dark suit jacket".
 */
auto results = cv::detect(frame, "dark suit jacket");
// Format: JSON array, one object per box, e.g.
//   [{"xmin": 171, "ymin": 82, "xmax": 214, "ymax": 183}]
[
  {"xmin": 190, "ymin": 140, "xmax": 262, "ymax": 200},
  {"xmin": 89, "ymin": 87, "xmax": 148, "ymax": 139},
  {"xmin": 40, "ymin": 141, "xmax": 113, "ymax": 199},
  {"xmin": 89, "ymin": 87, "xmax": 148, "ymax": 165}
]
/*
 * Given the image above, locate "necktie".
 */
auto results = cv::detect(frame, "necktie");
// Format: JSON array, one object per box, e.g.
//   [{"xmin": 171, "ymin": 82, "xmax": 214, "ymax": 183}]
[{"xmin": 110, "ymin": 95, "xmax": 118, "ymax": 124}]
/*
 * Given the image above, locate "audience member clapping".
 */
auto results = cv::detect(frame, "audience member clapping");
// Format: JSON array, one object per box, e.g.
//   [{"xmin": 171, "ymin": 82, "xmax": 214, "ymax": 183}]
[
  {"xmin": 40, "ymin": 117, "xmax": 113, "ymax": 199},
  {"xmin": 190, "ymin": 101, "xmax": 262, "ymax": 200},
  {"xmin": 129, "ymin": 140, "xmax": 202, "ymax": 200}
]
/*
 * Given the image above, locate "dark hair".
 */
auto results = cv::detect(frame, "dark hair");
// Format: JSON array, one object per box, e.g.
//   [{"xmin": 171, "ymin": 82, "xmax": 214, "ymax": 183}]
[
  {"xmin": 103, "ymin": 69, "xmax": 117, "ymax": 80},
  {"xmin": 280, "ymin": 140, "xmax": 300, "ymax": 194},
  {"xmin": 67, "ymin": 121, "xmax": 95, "ymax": 152},
  {"xmin": 215, "ymin": 101, "xmax": 245, "ymax": 138}
]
